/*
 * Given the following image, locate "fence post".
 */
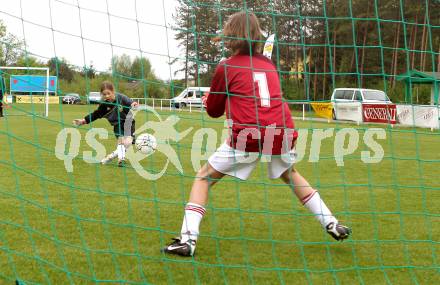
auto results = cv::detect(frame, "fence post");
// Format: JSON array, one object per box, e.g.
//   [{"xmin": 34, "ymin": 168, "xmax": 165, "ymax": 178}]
[
  {"xmin": 302, "ymin": 104, "xmax": 305, "ymax": 121},
  {"xmin": 160, "ymin": 99, "xmax": 163, "ymax": 110}
]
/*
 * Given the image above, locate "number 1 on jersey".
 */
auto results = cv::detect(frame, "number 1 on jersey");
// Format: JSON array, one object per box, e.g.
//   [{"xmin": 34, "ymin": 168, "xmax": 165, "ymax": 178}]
[{"xmin": 253, "ymin": 72, "xmax": 270, "ymax": 107}]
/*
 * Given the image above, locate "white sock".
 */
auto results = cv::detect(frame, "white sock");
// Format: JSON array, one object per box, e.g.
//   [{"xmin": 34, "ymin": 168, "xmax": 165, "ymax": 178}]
[
  {"xmin": 180, "ymin": 203, "xmax": 206, "ymax": 243},
  {"xmin": 110, "ymin": 150, "xmax": 118, "ymax": 159},
  {"xmin": 117, "ymin": 144, "xmax": 125, "ymax": 160},
  {"xmin": 302, "ymin": 191, "xmax": 337, "ymax": 228}
]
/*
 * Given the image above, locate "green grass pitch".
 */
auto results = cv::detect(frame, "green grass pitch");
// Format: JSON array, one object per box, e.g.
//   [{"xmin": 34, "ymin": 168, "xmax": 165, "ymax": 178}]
[{"xmin": 0, "ymin": 105, "xmax": 439, "ymax": 284}]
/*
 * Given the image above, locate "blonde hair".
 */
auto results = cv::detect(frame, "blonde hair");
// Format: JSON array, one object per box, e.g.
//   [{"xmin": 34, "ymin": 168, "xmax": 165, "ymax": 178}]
[
  {"xmin": 100, "ymin": 81, "xmax": 114, "ymax": 93},
  {"xmin": 222, "ymin": 11, "xmax": 263, "ymax": 55}
]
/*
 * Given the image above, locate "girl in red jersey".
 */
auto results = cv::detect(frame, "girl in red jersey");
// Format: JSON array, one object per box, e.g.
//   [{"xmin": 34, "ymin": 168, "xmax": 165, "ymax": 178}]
[{"xmin": 163, "ymin": 11, "xmax": 351, "ymax": 257}]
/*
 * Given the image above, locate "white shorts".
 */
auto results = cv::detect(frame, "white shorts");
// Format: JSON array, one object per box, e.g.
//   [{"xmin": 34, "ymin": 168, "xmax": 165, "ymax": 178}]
[{"xmin": 208, "ymin": 142, "xmax": 297, "ymax": 180}]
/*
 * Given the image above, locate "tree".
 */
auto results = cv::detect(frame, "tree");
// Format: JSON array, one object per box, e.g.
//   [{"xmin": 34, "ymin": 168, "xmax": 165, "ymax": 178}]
[
  {"xmin": 110, "ymin": 54, "xmax": 158, "ymax": 80},
  {"xmin": 81, "ymin": 64, "xmax": 96, "ymax": 79},
  {"xmin": 173, "ymin": 0, "xmax": 225, "ymax": 86},
  {"xmin": 131, "ymin": 57, "xmax": 153, "ymax": 80},
  {"xmin": 47, "ymin": 57, "xmax": 75, "ymax": 82},
  {"xmin": 111, "ymin": 54, "xmax": 132, "ymax": 78},
  {"xmin": 15, "ymin": 55, "xmax": 45, "ymax": 68},
  {"xmin": 108, "ymin": 54, "xmax": 166, "ymax": 98},
  {"xmin": 0, "ymin": 20, "xmax": 24, "ymax": 66}
]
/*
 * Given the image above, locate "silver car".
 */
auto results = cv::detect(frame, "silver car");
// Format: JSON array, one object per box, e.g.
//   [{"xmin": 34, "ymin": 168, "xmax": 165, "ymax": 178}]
[
  {"xmin": 87, "ymin": 91, "xmax": 101, "ymax": 104},
  {"xmin": 62, "ymin": 93, "xmax": 81, "ymax": 104}
]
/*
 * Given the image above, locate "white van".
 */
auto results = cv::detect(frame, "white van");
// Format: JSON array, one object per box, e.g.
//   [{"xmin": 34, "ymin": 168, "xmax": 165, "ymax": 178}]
[
  {"xmin": 171, "ymin": 87, "xmax": 210, "ymax": 108},
  {"xmin": 331, "ymin": 88, "xmax": 392, "ymax": 120}
]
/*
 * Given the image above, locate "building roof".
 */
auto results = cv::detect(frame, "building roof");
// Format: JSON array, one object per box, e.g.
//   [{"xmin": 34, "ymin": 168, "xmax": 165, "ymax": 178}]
[{"xmin": 397, "ymin": 70, "xmax": 440, "ymax": 84}]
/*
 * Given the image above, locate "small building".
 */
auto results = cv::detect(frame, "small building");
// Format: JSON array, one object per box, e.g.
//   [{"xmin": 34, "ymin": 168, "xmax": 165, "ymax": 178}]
[{"xmin": 397, "ymin": 70, "xmax": 440, "ymax": 105}]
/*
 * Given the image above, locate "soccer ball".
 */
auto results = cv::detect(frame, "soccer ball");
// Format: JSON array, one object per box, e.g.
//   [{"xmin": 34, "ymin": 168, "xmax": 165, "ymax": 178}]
[{"xmin": 135, "ymin": 133, "xmax": 157, "ymax": 155}]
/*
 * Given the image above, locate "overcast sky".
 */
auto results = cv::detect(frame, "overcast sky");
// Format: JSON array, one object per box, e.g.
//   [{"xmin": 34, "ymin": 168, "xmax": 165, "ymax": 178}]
[{"xmin": 0, "ymin": 0, "xmax": 183, "ymax": 80}]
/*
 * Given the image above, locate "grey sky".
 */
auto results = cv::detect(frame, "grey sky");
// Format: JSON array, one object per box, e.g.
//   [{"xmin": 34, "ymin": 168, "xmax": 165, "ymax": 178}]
[{"xmin": 0, "ymin": 0, "xmax": 183, "ymax": 80}]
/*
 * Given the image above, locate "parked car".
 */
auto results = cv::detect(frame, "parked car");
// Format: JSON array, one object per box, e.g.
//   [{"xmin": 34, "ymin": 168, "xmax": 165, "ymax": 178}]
[
  {"xmin": 62, "ymin": 93, "xmax": 81, "ymax": 104},
  {"xmin": 87, "ymin": 91, "xmax": 102, "ymax": 104},
  {"xmin": 330, "ymin": 88, "xmax": 392, "ymax": 120},
  {"xmin": 171, "ymin": 87, "xmax": 210, "ymax": 108}
]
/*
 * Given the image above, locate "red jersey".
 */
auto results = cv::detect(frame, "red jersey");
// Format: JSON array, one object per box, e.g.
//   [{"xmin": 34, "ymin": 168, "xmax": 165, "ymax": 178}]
[{"xmin": 206, "ymin": 54, "xmax": 297, "ymax": 155}]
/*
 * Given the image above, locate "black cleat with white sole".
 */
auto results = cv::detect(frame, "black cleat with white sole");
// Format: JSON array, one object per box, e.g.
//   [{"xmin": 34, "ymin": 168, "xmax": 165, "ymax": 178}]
[
  {"xmin": 162, "ymin": 238, "xmax": 196, "ymax": 257},
  {"xmin": 326, "ymin": 222, "xmax": 351, "ymax": 241},
  {"xmin": 118, "ymin": 159, "xmax": 125, "ymax": 167}
]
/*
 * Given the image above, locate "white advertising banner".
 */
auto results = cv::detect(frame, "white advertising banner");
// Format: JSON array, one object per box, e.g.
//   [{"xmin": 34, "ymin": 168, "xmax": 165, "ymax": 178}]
[
  {"xmin": 333, "ymin": 102, "xmax": 363, "ymax": 123},
  {"xmin": 396, "ymin": 104, "xmax": 439, "ymax": 129}
]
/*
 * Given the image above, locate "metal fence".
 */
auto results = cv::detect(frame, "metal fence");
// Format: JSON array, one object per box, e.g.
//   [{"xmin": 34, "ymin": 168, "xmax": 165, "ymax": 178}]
[{"xmin": 132, "ymin": 97, "xmax": 310, "ymax": 120}]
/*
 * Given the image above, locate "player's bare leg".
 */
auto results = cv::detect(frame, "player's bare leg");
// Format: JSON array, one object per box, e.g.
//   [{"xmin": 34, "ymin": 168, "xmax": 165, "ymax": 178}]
[
  {"xmin": 280, "ymin": 167, "xmax": 315, "ymax": 201},
  {"xmin": 163, "ymin": 163, "xmax": 225, "ymax": 256},
  {"xmin": 188, "ymin": 163, "xmax": 225, "ymax": 205},
  {"xmin": 281, "ymin": 167, "xmax": 351, "ymax": 241}
]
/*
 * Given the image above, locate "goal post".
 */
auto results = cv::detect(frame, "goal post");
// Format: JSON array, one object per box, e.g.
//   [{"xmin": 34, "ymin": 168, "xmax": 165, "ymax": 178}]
[{"xmin": 0, "ymin": 66, "xmax": 56, "ymax": 117}]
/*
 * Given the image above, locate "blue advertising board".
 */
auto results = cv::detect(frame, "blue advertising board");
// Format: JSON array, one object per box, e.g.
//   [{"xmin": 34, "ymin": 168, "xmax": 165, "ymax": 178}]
[{"xmin": 10, "ymin": 75, "xmax": 57, "ymax": 93}]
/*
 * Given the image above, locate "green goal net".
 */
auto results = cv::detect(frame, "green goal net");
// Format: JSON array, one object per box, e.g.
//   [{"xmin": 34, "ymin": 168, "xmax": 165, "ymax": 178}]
[{"xmin": 0, "ymin": 0, "xmax": 439, "ymax": 284}]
